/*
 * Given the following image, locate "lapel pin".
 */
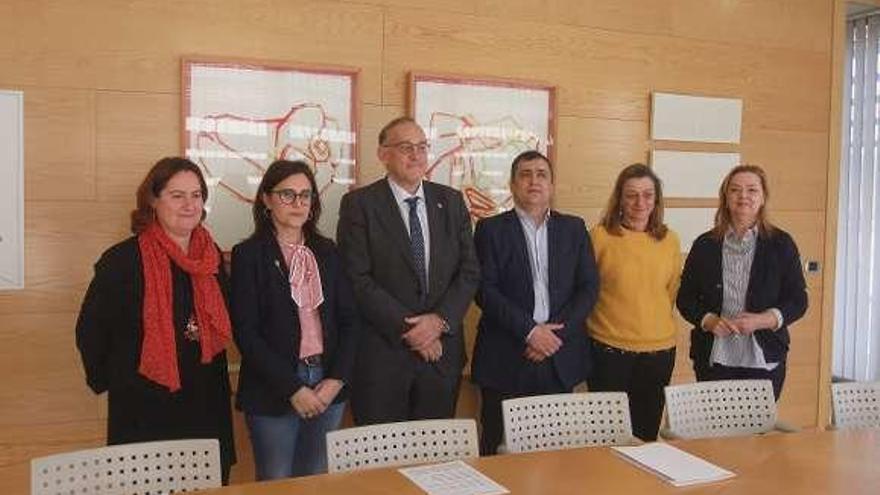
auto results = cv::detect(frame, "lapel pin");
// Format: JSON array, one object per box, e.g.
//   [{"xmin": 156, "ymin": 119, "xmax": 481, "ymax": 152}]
[{"xmin": 437, "ymin": 203, "xmax": 443, "ymax": 209}]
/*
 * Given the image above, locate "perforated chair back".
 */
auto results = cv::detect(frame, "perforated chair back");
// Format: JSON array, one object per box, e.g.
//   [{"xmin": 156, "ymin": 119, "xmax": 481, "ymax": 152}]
[
  {"xmin": 31, "ymin": 439, "xmax": 221, "ymax": 495},
  {"xmin": 501, "ymin": 392, "xmax": 634, "ymax": 453},
  {"xmin": 664, "ymin": 379, "xmax": 778, "ymax": 439},
  {"xmin": 832, "ymin": 381, "xmax": 880, "ymax": 430},
  {"xmin": 326, "ymin": 419, "xmax": 478, "ymax": 473}
]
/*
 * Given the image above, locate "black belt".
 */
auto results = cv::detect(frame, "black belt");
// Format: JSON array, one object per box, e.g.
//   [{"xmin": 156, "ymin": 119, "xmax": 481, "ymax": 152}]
[
  {"xmin": 300, "ymin": 354, "xmax": 322, "ymax": 367},
  {"xmin": 593, "ymin": 340, "xmax": 674, "ymax": 356}
]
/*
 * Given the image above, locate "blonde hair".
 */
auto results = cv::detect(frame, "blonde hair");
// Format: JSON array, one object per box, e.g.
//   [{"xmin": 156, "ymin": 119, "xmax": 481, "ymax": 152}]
[{"xmin": 711, "ymin": 164, "xmax": 775, "ymax": 240}]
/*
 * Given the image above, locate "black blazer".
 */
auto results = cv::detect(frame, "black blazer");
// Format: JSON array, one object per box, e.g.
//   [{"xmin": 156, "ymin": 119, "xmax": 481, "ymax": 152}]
[
  {"xmin": 76, "ymin": 237, "xmax": 232, "ymax": 395},
  {"xmin": 337, "ymin": 178, "xmax": 480, "ymax": 376},
  {"xmin": 75, "ymin": 237, "xmax": 236, "ymax": 469},
  {"xmin": 230, "ymin": 231, "xmax": 360, "ymax": 415},
  {"xmin": 471, "ymin": 210, "xmax": 599, "ymax": 392},
  {"xmin": 676, "ymin": 228, "xmax": 808, "ymax": 367}
]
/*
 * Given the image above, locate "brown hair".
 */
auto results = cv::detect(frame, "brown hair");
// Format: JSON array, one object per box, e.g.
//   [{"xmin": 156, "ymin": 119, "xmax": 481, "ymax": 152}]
[
  {"xmin": 251, "ymin": 160, "xmax": 324, "ymax": 242},
  {"xmin": 130, "ymin": 157, "xmax": 208, "ymax": 234},
  {"xmin": 599, "ymin": 163, "xmax": 668, "ymax": 240},
  {"xmin": 711, "ymin": 164, "xmax": 775, "ymax": 240},
  {"xmin": 378, "ymin": 116, "xmax": 419, "ymax": 146}
]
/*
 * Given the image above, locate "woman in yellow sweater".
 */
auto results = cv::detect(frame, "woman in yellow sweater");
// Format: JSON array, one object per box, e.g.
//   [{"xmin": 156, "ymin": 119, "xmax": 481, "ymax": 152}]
[{"xmin": 587, "ymin": 163, "xmax": 680, "ymax": 441}]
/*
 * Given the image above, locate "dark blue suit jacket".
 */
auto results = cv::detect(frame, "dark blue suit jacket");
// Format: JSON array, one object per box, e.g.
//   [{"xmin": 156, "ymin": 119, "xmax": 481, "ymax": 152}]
[
  {"xmin": 230, "ymin": 231, "xmax": 360, "ymax": 415},
  {"xmin": 677, "ymin": 228, "xmax": 808, "ymax": 368},
  {"xmin": 471, "ymin": 209, "xmax": 599, "ymax": 393}
]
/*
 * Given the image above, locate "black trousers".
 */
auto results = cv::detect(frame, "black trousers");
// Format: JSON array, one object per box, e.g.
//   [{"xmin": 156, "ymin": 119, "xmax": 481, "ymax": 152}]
[
  {"xmin": 694, "ymin": 361, "xmax": 787, "ymax": 400},
  {"xmin": 479, "ymin": 361, "xmax": 567, "ymax": 456},
  {"xmin": 351, "ymin": 359, "xmax": 461, "ymax": 425},
  {"xmin": 587, "ymin": 341, "xmax": 675, "ymax": 441}
]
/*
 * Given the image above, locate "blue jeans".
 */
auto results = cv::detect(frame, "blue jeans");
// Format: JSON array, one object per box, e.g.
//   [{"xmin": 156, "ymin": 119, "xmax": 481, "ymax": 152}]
[{"xmin": 245, "ymin": 363, "xmax": 345, "ymax": 480}]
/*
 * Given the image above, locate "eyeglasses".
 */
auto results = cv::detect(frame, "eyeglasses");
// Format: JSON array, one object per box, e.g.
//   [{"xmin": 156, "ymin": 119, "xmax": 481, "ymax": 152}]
[
  {"xmin": 382, "ymin": 141, "xmax": 431, "ymax": 155},
  {"xmin": 271, "ymin": 188, "xmax": 314, "ymax": 205}
]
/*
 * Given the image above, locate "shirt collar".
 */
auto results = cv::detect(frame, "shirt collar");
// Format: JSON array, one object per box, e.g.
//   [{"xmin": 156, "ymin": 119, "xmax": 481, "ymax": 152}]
[
  {"xmin": 514, "ymin": 206, "xmax": 551, "ymax": 229},
  {"xmin": 387, "ymin": 177, "xmax": 425, "ymax": 206},
  {"xmin": 725, "ymin": 225, "xmax": 758, "ymax": 243}
]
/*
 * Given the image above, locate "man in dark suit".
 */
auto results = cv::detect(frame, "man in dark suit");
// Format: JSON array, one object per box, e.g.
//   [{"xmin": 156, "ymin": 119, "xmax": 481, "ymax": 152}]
[
  {"xmin": 472, "ymin": 150, "xmax": 599, "ymax": 455},
  {"xmin": 337, "ymin": 117, "xmax": 480, "ymax": 424}
]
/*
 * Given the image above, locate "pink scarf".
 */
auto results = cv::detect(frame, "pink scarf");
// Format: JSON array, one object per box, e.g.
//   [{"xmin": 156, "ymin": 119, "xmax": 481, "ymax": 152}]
[
  {"xmin": 288, "ymin": 245, "xmax": 324, "ymax": 310},
  {"xmin": 279, "ymin": 242, "xmax": 324, "ymax": 358}
]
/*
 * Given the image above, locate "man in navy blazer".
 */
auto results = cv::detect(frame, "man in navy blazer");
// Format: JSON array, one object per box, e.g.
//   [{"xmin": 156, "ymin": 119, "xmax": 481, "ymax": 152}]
[
  {"xmin": 337, "ymin": 117, "xmax": 480, "ymax": 424},
  {"xmin": 472, "ymin": 150, "xmax": 600, "ymax": 455}
]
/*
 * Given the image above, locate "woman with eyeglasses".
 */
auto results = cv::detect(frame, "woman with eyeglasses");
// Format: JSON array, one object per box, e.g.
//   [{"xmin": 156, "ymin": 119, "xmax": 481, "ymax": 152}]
[{"xmin": 231, "ymin": 160, "xmax": 360, "ymax": 479}]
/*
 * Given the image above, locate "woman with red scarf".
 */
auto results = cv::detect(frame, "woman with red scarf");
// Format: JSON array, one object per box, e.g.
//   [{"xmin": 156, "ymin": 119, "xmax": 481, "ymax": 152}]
[
  {"xmin": 76, "ymin": 157, "xmax": 236, "ymax": 482},
  {"xmin": 231, "ymin": 160, "xmax": 359, "ymax": 480}
]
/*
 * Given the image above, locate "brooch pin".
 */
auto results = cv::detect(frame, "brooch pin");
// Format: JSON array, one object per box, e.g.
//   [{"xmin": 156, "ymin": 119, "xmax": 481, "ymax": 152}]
[{"xmin": 184, "ymin": 315, "xmax": 200, "ymax": 342}]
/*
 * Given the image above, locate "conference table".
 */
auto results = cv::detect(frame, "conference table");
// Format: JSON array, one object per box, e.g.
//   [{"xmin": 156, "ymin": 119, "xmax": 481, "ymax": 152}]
[{"xmin": 201, "ymin": 430, "xmax": 879, "ymax": 494}]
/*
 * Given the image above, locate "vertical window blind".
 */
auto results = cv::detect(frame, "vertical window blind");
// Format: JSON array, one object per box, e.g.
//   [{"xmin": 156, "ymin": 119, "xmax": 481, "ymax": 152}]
[{"xmin": 835, "ymin": 13, "xmax": 880, "ymax": 381}]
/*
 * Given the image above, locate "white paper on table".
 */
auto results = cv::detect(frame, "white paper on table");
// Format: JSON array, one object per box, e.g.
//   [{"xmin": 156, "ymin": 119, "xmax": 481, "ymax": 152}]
[
  {"xmin": 398, "ymin": 460, "xmax": 509, "ymax": 495},
  {"xmin": 612, "ymin": 443, "xmax": 735, "ymax": 487}
]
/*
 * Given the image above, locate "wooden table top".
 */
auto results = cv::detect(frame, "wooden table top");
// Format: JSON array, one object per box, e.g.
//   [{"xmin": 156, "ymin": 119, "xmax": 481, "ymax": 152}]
[{"xmin": 200, "ymin": 429, "xmax": 880, "ymax": 494}]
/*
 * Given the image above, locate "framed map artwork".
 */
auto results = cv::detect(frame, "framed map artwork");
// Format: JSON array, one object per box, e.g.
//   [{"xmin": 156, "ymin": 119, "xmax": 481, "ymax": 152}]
[
  {"xmin": 410, "ymin": 73, "xmax": 555, "ymax": 219},
  {"xmin": 182, "ymin": 58, "xmax": 358, "ymax": 248}
]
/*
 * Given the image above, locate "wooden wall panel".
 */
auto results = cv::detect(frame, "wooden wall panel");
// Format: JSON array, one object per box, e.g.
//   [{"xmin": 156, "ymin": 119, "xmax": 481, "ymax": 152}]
[
  {"xmin": 0, "ymin": 0, "xmax": 836, "ymax": 491},
  {"xmin": 383, "ymin": 9, "xmax": 830, "ymax": 132},
  {"xmin": 0, "ymin": 0, "xmax": 385, "ymax": 102},
  {"xmin": 0, "ymin": 313, "xmax": 100, "ymax": 426},
  {"xmin": 475, "ymin": 0, "xmax": 672, "ymax": 37},
  {"xmin": 23, "ymin": 88, "xmax": 96, "ymax": 201},
  {"xmin": 96, "ymin": 92, "xmax": 179, "ymax": 201},
  {"xmin": 554, "ymin": 117, "xmax": 649, "ymax": 209},
  {"xmin": 742, "ymin": 129, "xmax": 830, "ymax": 211},
  {"xmin": 773, "ymin": 211, "xmax": 826, "ymax": 290},
  {"xmin": 475, "ymin": 0, "xmax": 832, "ymax": 55},
  {"xmin": 353, "ymin": 0, "xmax": 475, "ymax": 14},
  {"xmin": 0, "ymin": 202, "xmax": 130, "ymax": 315},
  {"xmin": 780, "ymin": 364, "xmax": 821, "ymax": 426},
  {"xmin": 357, "ymin": 103, "xmax": 403, "ymax": 185},
  {"xmin": 789, "ymin": 288, "xmax": 823, "ymax": 367},
  {"xmin": 669, "ymin": 0, "xmax": 832, "ymax": 54}
]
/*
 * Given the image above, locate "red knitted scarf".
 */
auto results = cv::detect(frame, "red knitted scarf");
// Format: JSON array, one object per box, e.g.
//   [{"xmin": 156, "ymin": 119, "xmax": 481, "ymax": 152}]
[{"xmin": 137, "ymin": 223, "xmax": 231, "ymax": 391}]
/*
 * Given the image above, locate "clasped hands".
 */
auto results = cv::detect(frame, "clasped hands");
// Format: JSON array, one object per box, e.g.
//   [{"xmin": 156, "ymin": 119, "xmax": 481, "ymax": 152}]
[
  {"xmin": 289, "ymin": 378, "xmax": 343, "ymax": 419},
  {"xmin": 523, "ymin": 322, "xmax": 565, "ymax": 363},
  {"xmin": 402, "ymin": 313, "xmax": 446, "ymax": 363},
  {"xmin": 703, "ymin": 311, "xmax": 778, "ymax": 337}
]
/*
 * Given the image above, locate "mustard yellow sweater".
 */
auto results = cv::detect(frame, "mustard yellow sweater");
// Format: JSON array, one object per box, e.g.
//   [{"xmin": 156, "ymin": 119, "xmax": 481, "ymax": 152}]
[{"xmin": 587, "ymin": 225, "xmax": 681, "ymax": 352}]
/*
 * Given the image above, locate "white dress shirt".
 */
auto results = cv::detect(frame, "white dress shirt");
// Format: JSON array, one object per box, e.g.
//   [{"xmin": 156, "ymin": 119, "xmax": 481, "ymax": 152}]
[
  {"xmin": 388, "ymin": 178, "xmax": 431, "ymax": 284},
  {"xmin": 515, "ymin": 207, "xmax": 550, "ymax": 325}
]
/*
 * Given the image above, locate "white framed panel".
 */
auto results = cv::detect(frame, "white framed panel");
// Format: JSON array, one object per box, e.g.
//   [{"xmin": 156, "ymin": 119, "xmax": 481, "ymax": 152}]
[
  {"xmin": 651, "ymin": 150, "xmax": 739, "ymax": 198},
  {"xmin": 0, "ymin": 90, "xmax": 24, "ymax": 290},
  {"xmin": 651, "ymin": 93, "xmax": 742, "ymax": 143},
  {"xmin": 665, "ymin": 208, "xmax": 715, "ymax": 253}
]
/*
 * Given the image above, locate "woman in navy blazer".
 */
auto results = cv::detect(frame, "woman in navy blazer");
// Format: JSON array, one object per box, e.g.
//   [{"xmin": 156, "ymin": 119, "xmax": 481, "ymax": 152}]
[
  {"xmin": 231, "ymin": 160, "xmax": 359, "ymax": 479},
  {"xmin": 677, "ymin": 165, "xmax": 807, "ymax": 399}
]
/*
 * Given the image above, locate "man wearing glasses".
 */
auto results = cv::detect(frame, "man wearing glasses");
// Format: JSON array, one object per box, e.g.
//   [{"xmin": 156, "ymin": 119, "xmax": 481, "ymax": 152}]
[{"xmin": 338, "ymin": 117, "xmax": 480, "ymax": 424}]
